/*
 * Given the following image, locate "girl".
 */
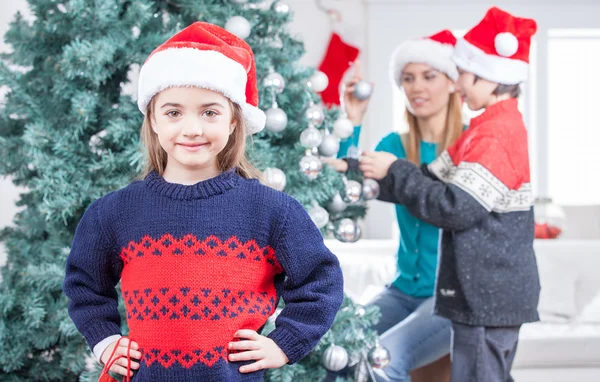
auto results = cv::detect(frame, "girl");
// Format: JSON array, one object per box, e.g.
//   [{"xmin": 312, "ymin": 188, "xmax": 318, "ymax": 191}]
[
  {"xmin": 325, "ymin": 31, "xmax": 463, "ymax": 382},
  {"xmin": 63, "ymin": 22, "xmax": 344, "ymax": 382}
]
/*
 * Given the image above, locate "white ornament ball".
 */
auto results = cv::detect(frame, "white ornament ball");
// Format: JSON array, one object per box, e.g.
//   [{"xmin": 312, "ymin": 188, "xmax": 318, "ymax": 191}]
[
  {"xmin": 273, "ymin": 1, "xmax": 290, "ymax": 14},
  {"xmin": 333, "ymin": 218, "xmax": 361, "ymax": 243},
  {"xmin": 309, "ymin": 205, "xmax": 330, "ymax": 229},
  {"xmin": 353, "ymin": 80, "xmax": 373, "ymax": 100},
  {"xmin": 362, "ymin": 178, "xmax": 380, "ymax": 200},
  {"xmin": 264, "ymin": 167, "xmax": 286, "ymax": 191},
  {"xmin": 305, "ymin": 104, "xmax": 325, "ymax": 127},
  {"xmin": 322, "ymin": 344, "xmax": 349, "ymax": 372},
  {"xmin": 333, "ymin": 116, "xmax": 354, "ymax": 139},
  {"xmin": 368, "ymin": 345, "xmax": 391, "ymax": 369},
  {"xmin": 495, "ymin": 32, "xmax": 519, "ymax": 57},
  {"xmin": 225, "ymin": 16, "xmax": 251, "ymax": 40},
  {"xmin": 327, "ymin": 192, "xmax": 347, "ymax": 213},
  {"xmin": 344, "ymin": 180, "xmax": 362, "ymax": 204},
  {"xmin": 265, "ymin": 107, "xmax": 288, "ymax": 133},
  {"xmin": 318, "ymin": 134, "xmax": 340, "ymax": 157},
  {"xmin": 300, "ymin": 126, "xmax": 323, "ymax": 149},
  {"xmin": 309, "ymin": 70, "xmax": 329, "ymax": 92},
  {"xmin": 299, "ymin": 155, "xmax": 322, "ymax": 180},
  {"xmin": 263, "ymin": 72, "xmax": 285, "ymax": 93}
]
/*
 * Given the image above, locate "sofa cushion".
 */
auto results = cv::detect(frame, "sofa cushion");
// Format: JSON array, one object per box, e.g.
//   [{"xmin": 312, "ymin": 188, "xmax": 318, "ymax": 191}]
[{"xmin": 575, "ymin": 291, "xmax": 600, "ymax": 324}]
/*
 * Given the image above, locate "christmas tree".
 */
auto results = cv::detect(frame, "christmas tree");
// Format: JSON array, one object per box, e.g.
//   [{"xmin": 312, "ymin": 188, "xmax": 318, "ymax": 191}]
[{"xmin": 0, "ymin": 0, "xmax": 381, "ymax": 380}]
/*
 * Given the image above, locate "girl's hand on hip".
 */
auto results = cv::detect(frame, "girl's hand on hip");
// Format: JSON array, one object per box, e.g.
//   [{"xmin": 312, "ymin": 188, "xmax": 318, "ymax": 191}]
[{"xmin": 228, "ymin": 330, "xmax": 289, "ymax": 373}]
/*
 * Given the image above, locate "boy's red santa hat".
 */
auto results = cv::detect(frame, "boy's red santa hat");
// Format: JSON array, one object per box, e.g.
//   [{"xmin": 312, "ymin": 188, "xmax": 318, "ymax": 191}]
[
  {"xmin": 137, "ymin": 22, "xmax": 265, "ymax": 135},
  {"xmin": 389, "ymin": 30, "xmax": 459, "ymax": 89},
  {"xmin": 452, "ymin": 7, "xmax": 537, "ymax": 85}
]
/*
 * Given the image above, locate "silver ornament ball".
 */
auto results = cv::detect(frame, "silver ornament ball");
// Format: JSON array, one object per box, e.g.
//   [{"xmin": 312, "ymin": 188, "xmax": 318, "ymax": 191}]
[
  {"xmin": 305, "ymin": 104, "xmax": 325, "ymax": 127},
  {"xmin": 344, "ymin": 180, "xmax": 362, "ymax": 204},
  {"xmin": 225, "ymin": 16, "xmax": 251, "ymax": 39},
  {"xmin": 353, "ymin": 80, "xmax": 373, "ymax": 100},
  {"xmin": 308, "ymin": 70, "xmax": 329, "ymax": 92},
  {"xmin": 299, "ymin": 155, "xmax": 322, "ymax": 180},
  {"xmin": 318, "ymin": 134, "xmax": 340, "ymax": 157},
  {"xmin": 333, "ymin": 116, "xmax": 354, "ymax": 139},
  {"xmin": 327, "ymin": 192, "xmax": 347, "ymax": 213},
  {"xmin": 322, "ymin": 344, "xmax": 349, "ymax": 372},
  {"xmin": 264, "ymin": 167, "xmax": 286, "ymax": 191},
  {"xmin": 368, "ymin": 345, "xmax": 391, "ymax": 369},
  {"xmin": 265, "ymin": 107, "xmax": 288, "ymax": 133},
  {"xmin": 333, "ymin": 218, "xmax": 361, "ymax": 243},
  {"xmin": 362, "ymin": 178, "xmax": 380, "ymax": 200},
  {"xmin": 309, "ymin": 205, "xmax": 330, "ymax": 229},
  {"xmin": 273, "ymin": 1, "xmax": 290, "ymax": 14},
  {"xmin": 300, "ymin": 126, "xmax": 323, "ymax": 149},
  {"xmin": 263, "ymin": 72, "xmax": 285, "ymax": 93}
]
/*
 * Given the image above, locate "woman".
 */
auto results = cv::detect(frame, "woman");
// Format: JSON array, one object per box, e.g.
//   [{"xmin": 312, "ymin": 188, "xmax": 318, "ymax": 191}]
[{"xmin": 325, "ymin": 30, "xmax": 464, "ymax": 382}]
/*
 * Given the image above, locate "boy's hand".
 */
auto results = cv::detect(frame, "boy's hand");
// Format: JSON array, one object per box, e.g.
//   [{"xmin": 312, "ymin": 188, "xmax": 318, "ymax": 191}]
[
  {"xmin": 228, "ymin": 330, "xmax": 289, "ymax": 373},
  {"xmin": 101, "ymin": 338, "xmax": 142, "ymax": 377},
  {"xmin": 359, "ymin": 151, "xmax": 398, "ymax": 180},
  {"xmin": 321, "ymin": 157, "xmax": 349, "ymax": 173}
]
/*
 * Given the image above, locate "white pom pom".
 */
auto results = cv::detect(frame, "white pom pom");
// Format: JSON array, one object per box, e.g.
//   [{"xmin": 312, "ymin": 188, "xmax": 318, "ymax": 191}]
[{"xmin": 495, "ymin": 32, "xmax": 519, "ymax": 57}]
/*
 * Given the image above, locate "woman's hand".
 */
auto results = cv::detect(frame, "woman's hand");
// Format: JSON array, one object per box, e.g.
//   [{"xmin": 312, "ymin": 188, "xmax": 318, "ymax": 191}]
[
  {"xmin": 101, "ymin": 338, "xmax": 142, "ymax": 378},
  {"xmin": 343, "ymin": 60, "xmax": 374, "ymax": 126},
  {"xmin": 359, "ymin": 151, "xmax": 398, "ymax": 180},
  {"xmin": 228, "ymin": 330, "xmax": 289, "ymax": 373},
  {"xmin": 321, "ymin": 157, "xmax": 349, "ymax": 173}
]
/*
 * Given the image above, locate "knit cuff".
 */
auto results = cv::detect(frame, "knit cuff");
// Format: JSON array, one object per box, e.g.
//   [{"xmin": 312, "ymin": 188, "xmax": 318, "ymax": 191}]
[
  {"xmin": 267, "ymin": 327, "xmax": 308, "ymax": 365},
  {"xmin": 342, "ymin": 157, "xmax": 360, "ymax": 174},
  {"xmin": 83, "ymin": 321, "xmax": 122, "ymax": 352}
]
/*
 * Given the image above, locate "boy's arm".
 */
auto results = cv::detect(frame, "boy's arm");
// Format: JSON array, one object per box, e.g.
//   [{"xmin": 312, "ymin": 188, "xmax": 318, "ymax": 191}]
[{"xmin": 268, "ymin": 197, "xmax": 344, "ymax": 364}]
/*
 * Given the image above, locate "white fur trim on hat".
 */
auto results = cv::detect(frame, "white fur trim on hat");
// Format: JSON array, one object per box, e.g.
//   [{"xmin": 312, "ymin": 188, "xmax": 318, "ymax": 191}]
[
  {"xmin": 452, "ymin": 38, "xmax": 529, "ymax": 85},
  {"xmin": 389, "ymin": 39, "xmax": 458, "ymax": 90},
  {"xmin": 137, "ymin": 48, "xmax": 265, "ymax": 134}
]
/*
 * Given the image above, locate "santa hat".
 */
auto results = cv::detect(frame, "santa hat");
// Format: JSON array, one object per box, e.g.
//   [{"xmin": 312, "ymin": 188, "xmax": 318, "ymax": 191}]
[
  {"xmin": 452, "ymin": 7, "xmax": 537, "ymax": 85},
  {"xmin": 137, "ymin": 22, "xmax": 265, "ymax": 135},
  {"xmin": 389, "ymin": 30, "xmax": 458, "ymax": 89}
]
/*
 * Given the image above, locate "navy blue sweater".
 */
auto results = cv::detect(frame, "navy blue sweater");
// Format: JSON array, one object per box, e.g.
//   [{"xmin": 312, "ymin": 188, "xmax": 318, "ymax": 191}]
[{"xmin": 63, "ymin": 169, "xmax": 344, "ymax": 381}]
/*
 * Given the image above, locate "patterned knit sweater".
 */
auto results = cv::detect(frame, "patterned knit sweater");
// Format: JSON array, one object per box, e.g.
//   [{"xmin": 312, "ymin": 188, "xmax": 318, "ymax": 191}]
[
  {"xmin": 369, "ymin": 99, "xmax": 540, "ymax": 326},
  {"xmin": 62, "ymin": 170, "xmax": 344, "ymax": 381}
]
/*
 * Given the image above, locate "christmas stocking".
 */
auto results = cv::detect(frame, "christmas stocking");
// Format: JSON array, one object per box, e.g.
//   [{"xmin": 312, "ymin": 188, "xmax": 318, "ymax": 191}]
[{"xmin": 318, "ymin": 23, "xmax": 360, "ymax": 106}]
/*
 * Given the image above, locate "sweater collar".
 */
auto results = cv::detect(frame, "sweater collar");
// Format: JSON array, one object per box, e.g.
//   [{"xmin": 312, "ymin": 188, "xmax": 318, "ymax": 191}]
[
  {"xmin": 470, "ymin": 98, "xmax": 519, "ymax": 127},
  {"xmin": 144, "ymin": 169, "xmax": 240, "ymax": 200}
]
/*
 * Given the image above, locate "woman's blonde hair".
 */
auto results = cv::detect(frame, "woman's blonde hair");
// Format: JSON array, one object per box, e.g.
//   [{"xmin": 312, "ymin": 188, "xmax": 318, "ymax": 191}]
[
  {"xmin": 139, "ymin": 95, "xmax": 262, "ymax": 180},
  {"xmin": 403, "ymin": 91, "xmax": 463, "ymax": 165}
]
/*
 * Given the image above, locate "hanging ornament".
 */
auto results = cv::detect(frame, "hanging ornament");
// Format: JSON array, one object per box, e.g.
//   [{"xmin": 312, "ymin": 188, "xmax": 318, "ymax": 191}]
[
  {"xmin": 333, "ymin": 115, "xmax": 354, "ymax": 139},
  {"xmin": 333, "ymin": 218, "xmax": 361, "ymax": 243},
  {"xmin": 322, "ymin": 344, "xmax": 349, "ymax": 372},
  {"xmin": 353, "ymin": 80, "xmax": 373, "ymax": 100},
  {"xmin": 300, "ymin": 126, "xmax": 323, "ymax": 149},
  {"xmin": 362, "ymin": 178, "xmax": 380, "ymax": 200},
  {"xmin": 344, "ymin": 180, "xmax": 362, "ymax": 204},
  {"xmin": 318, "ymin": 131, "xmax": 340, "ymax": 157},
  {"xmin": 368, "ymin": 344, "xmax": 391, "ymax": 369},
  {"xmin": 299, "ymin": 154, "xmax": 322, "ymax": 180},
  {"xmin": 309, "ymin": 204, "xmax": 330, "ymax": 229},
  {"xmin": 225, "ymin": 16, "xmax": 251, "ymax": 39},
  {"xmin": 264, "ymin": 167, "xmax": 286, "ymax": 191},
  {"xmin": 265, "ymin": 107, "xmax": 287, "ymax": 133},
  {"xmin": 305, "ymin": 104, "xmax": 325, "ymax": 127},
  {"xmin": 263, "ymin": 72, "xmax": 285, "ymax": 93},
  {"xmin": 308, "ymin": 70, "xmax": 329, "ymax": 93},
  {"xmin": 327, "ymin": 192, "xmax": 347, "ymax": 213},
  {"xmin": 273, "ymin": 1, "xmax": 290, "ymax": 14}
]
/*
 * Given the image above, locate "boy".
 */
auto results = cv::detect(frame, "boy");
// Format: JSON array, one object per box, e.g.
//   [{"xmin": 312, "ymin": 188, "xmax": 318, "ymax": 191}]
[{"xmin": 355, "ymin": 7, "xmax": 540, "ymax": 382}]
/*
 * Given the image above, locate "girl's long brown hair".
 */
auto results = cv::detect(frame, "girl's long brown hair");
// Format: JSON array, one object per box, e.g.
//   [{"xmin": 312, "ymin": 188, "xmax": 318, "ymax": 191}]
[
  {"xmin": 403, "ymin": 92, "xmax": 463, "ymax": 165},
  {"xmin": 139, "ymin": 96, "xmax": 262, "ymax": 180}
]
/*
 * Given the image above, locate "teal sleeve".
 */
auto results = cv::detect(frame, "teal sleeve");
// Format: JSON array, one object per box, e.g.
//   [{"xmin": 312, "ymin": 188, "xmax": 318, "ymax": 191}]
[{"xmin": 337, "ymin": 125, "xmax": 362, "ymax": 158}]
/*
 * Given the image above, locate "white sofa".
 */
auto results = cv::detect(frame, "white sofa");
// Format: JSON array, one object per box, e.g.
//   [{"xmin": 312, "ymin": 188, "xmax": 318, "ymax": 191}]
[{"xmin": 325, "ymin": 239, "xmax": 600, "ymax": 382}]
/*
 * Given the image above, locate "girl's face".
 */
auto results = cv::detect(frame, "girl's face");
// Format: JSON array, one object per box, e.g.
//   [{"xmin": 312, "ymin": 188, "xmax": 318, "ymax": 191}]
[
  {"xmin": 455, "ymin": 69, "xmax": 498, "ymax": 111},
  {"xmin": 400, "ymin": 63, "xmax": 455, "ymax": 119},
  {"xmin": 152, "ymin": 87, "xmax": 235, "ymax": 174}
]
